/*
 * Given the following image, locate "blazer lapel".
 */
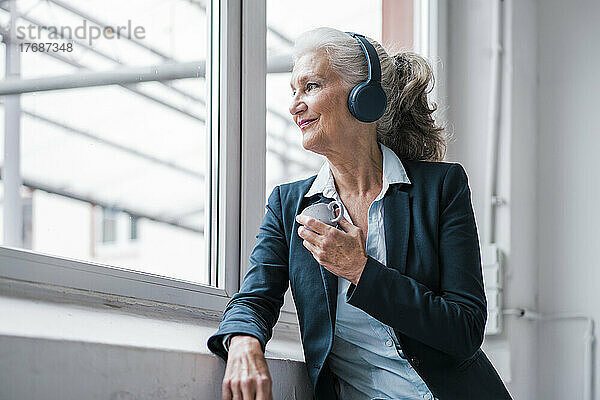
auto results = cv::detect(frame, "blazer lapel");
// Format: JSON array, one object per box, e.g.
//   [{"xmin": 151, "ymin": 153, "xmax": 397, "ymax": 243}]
[
  {"xmin": 383, "ymin": 184, "xmax": 411, "ymax": 275},
  {"xmin": 299, "ymin": 193, "xmax": 338, "ymax": 331}
]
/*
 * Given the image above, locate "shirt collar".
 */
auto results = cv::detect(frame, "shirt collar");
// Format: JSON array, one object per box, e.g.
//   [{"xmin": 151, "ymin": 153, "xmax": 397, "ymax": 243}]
[{"xmin": 304, "ymin": 142, "xmax": 411, "ymax": 198}]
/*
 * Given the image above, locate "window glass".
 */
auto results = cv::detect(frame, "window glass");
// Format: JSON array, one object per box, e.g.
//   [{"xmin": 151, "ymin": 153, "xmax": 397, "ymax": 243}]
[{"xmin": 0, "ymin": 0, "xmax": 210, "ymax": 284}]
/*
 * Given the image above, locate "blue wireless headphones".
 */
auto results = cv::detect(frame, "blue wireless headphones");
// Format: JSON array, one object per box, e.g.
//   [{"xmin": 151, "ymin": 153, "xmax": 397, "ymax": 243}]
[{"xmin": 346, "ymin": 32, "xmax": 387, "ymax": 122}]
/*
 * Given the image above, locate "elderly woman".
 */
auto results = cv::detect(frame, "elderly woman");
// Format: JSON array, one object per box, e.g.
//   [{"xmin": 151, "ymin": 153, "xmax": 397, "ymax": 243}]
[{"xmin": 208, "ymin": 27, "xmax": 512, "ymax": 400}]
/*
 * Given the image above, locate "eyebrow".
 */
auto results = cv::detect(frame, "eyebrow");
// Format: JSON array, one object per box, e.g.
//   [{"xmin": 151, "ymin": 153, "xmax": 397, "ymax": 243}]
[
  {"xmin": 290, "ymin": 74, "xmax": 322, "ymax": 89},
  {"xmin": 290, "ymin": 75, "xmax": 307, "ymax": 90}
]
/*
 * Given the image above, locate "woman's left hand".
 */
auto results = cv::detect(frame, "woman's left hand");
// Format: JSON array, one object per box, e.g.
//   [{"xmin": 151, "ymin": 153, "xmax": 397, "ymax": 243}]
[{"xmin": 296, "ymin": 215, "xmax": 368, "ymax": 285}]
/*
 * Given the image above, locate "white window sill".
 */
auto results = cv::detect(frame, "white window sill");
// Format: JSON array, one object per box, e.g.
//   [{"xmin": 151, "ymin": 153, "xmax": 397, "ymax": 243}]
[{"xmin": 0, "ymin": 277, "xmax": 305, "ymax": 362}]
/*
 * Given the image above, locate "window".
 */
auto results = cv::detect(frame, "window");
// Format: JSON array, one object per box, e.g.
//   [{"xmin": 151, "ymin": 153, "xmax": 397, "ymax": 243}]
[
  {"xmin": 0, "ymin": 0, "xmax": 249, "ymax": 313},
  {"xmin": 101, "ymin": 208, "xmax": 118, "ymax": 244},
  {"xmin": 130, "ymin": 215, "xmax": 138, "ymax": 241},
  {"xmin": 1, "ymin": 0, "xmax": 208, "ymax": 283}
]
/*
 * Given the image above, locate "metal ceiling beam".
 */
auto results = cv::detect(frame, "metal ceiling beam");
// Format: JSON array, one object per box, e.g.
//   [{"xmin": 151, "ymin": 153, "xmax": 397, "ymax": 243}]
[
  {"xmin": 45, "ymin": 0, "xmax": 171, "ymax": 60},
  {"xmin": 0, "ymin": 5, "xmax": 205, "ymax": 104},
  {"xmin": 0, "ymin": 167, "xmax": 204, "ymax": 234},
  {"xmin": 0, "ymin": 27, "xmax": 205, "ymax": 122},
  {"xmin": 0, "ymin": 58, "xmax": 205, "ymax": 95},
  {"xmin": 22, "ymin": 109, "xmax": 205, "ymax": 180},
  {"xmin": 0, "ymin": 53, "xmax": 294, "ymax": 96}
]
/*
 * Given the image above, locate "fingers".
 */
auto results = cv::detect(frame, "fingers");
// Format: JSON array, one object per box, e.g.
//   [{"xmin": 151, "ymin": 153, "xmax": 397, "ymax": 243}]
[
  {"xmin": 301, "ymin": 238, "xmax": 320, "ymax": 257},
  {"xmin": 338, "ymin": 216, "xmax": 353, "ymax": 225},
  {"xmin": 223, "ymin": 361, "xmax": 234, "ymax": 400},
  {"xmin": 222, "ymin": 380, "xmax": 233, "ymax": 400},
  {"xmin": 295, "ymin": 214, "xmax": 330, "ymax": 234},
  {"xmin": 222, "ymin": 375, "xmax": 236, "ymax": 400},
  {"xmin": 222, "ymin": 350, "xmax": 273, "ymax": 400},
  {"xmin": 255, "ymin": 361, "xmax": 273, "ymax": 400},
  {"xmin": 336, "ymin": 217, "xmax": 353, "ymax": 232},
  {"xmin": 255, "ymin": 383, "xmax": 273, "ymax": 400},
  {"xmin": 225, "ymin": 375, "xmax": 263, "ymax": 400},
  {"xmin": 297, "ymin": 224, "xmax": 321, "ymax": 244},
  {"xmin": 240, "ymin": 377, "xmax": 257, "ymax": 400},
  {"xmin": 337, "ymin": 217, "xmax": 363, "ymax": 239},
  {"xmin": 337, "ymin": 216, "xmax": 357, "ymax": 230}
]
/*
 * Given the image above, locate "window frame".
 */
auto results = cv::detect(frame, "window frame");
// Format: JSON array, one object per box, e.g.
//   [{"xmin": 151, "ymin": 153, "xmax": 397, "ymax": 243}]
[{"xmin": 0, "ymin": 0, "xmax": 304, "ymax": 325}]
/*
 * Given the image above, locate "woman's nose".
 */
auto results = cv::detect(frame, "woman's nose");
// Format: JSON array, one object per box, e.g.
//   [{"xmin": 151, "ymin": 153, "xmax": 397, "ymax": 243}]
[{"xmin": 289, "ymin": 96, "xmax": 307, "ymax": 116}]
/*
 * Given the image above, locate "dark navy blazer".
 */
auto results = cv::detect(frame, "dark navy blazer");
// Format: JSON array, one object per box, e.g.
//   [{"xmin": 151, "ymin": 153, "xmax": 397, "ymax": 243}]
[{"xmin": 208, "ymin": 160, "xmax": 512, "ymax": 400}]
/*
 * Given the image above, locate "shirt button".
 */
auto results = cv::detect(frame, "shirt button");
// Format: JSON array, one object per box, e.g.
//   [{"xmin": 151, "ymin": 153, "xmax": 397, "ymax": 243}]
[
  {"xmin": 385, "ymin": 339, "xmax": 393, "ymax": 347},
  {"xmin": 424, "ymin": 394, "xmax": 432, "ymax": 400}
]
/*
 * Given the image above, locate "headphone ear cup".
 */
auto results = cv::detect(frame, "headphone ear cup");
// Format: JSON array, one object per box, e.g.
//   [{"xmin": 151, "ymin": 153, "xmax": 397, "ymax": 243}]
[
  {"xmin": 348, "ymin": 82, "xmax": 387, "ymax": 123},
  {"xmin": 347, "ymin": 84, "xmax": 362, "ymax": 120}
]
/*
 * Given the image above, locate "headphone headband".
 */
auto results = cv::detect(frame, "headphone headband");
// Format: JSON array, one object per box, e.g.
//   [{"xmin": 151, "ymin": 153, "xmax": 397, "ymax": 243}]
[{"xmin": 346, "ymin": 32, "xmax": 382, "ymax": 83}]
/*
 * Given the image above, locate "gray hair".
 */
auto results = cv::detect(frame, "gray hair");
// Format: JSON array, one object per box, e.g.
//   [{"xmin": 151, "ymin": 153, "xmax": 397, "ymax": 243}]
[{"xmin": 293, "ymin": 27, "xmax": 448, "ymax": 161}]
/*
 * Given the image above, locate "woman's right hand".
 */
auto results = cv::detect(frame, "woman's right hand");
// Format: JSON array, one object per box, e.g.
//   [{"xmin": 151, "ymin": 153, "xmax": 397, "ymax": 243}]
[{"xmin": 222, "ymin": 335, "xmax": 273, "ymax": 400}]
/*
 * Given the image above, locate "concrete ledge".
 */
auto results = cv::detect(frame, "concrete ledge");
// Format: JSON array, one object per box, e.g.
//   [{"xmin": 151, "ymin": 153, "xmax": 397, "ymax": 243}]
[
  {"xmin": 0, "ymin": 335, "xmax": 313, "ymax": 400},
  {"xmin": 0, "ymin": 277, "xmax": 312, "ymax": 398}
]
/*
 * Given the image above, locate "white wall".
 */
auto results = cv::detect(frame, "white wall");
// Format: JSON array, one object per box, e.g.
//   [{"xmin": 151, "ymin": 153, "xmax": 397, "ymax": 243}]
[
  {"xmin": 445, "ymin": 1, "xmax": 538, "ymax": 399},
  {"xmin": 537, "ymin": 0, "xmax": 600, "ymax": 399},
  {"xmin": 505, "ymin": 1, "xmax": 540, "ymax": 399},
  {"xmin": 447, "ymin": 0, "xmax": 600, "ymax": 399}
]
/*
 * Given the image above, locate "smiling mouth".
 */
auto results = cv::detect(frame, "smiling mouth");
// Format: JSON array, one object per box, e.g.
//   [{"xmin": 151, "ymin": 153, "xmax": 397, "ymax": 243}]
[{"xmin": 300, "ymin": 118, "xmax": 318, "ymax": 130}]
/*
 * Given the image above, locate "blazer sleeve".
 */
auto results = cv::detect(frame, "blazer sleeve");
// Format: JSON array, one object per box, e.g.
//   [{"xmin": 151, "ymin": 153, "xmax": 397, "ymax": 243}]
[
  {"xmin": 345, "ymin": 163, "xmax": 487, "ymax": 360},
  {"xmin": 207, "ymin": 186, "xmax": 290, "ymax": 361}
]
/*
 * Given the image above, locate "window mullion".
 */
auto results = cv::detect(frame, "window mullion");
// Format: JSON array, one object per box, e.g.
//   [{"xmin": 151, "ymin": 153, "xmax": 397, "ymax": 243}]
[
  {"xmin": 3, "ymin": 0, "xmax": 23, "ymax": 248},
  {"xmin": 239, "ymin": 0, "xmax": 267, "ymax": 288},
  {"xmin": 219, "ymin": 0, "xmax": 243, "ymax": 295}
]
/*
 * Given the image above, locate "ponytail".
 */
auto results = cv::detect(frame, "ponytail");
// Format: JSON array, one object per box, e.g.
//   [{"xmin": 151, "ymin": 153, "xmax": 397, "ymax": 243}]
[{"xmin": 376, "ymin": 51, "xmax": 449, "ymax": 161}]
